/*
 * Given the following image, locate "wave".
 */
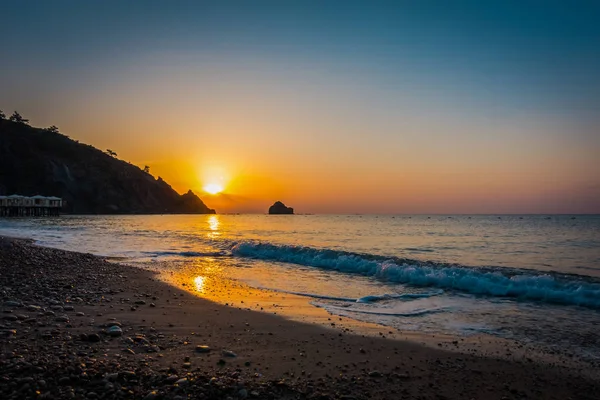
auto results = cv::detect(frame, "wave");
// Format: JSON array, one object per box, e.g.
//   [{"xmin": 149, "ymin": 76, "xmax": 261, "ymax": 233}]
[
  {"xmin": 356, "ymin": 290, "xmax": 444, "ymax": 303},
  {"xmin": 313, "ymin": 303, "xmax": 449, "ymax": 317},
  {"xmin": 257, "ymin": 287, "xmax": 443, "ymax": 303},
  {"xmin": 231, "ymin": 241, "xmax": 600, "ymax": 309}
]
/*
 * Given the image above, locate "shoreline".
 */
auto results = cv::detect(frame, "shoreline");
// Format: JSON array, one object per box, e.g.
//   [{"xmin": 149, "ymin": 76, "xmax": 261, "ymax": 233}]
[
  {"xmin": 149, "ymin": 258, "xmax": 597, "ymax": 370},
  {"xmin": 1, "ymin": 236, "xmax": 599, "ymax": 399}
]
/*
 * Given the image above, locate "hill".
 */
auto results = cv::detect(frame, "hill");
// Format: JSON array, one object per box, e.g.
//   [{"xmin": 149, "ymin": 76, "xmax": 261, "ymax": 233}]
[{"xmin": 0, "ymin": 118, "xmax": 215, "ymax": 214}]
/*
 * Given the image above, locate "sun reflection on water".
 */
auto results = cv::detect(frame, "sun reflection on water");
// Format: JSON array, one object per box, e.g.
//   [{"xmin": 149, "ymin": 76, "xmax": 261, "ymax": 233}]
[{"xmin": 207, "ymin": 215, "xmax": 220, "ymax": 238}]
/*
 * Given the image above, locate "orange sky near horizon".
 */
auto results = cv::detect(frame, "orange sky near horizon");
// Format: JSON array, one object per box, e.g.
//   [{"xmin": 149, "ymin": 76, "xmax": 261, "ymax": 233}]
[{"xmin": 39, "ymin": 99, "xmax": 596, "ymax": 215}]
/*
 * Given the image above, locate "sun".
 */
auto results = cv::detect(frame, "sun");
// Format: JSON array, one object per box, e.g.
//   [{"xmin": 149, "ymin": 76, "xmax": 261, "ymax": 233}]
[{"xmin": 203, "ymin": 183, "xmax": 224, "ymax": 195}]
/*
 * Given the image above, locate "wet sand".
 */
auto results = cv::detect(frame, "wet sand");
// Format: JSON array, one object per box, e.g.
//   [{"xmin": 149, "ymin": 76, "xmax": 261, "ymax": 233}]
[
  {"xmin": 155, "ymin": 259, "xmax": 600, "ymax": 371},
  {"xmin": 1, "ymin": 236, "xmax": 599, "ymax": 399}
]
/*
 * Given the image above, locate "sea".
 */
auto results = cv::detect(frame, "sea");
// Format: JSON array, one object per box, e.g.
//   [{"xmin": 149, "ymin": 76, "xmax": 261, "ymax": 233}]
[{"xmin": 1, "ymin": 214, "xmax": 599, "ymax": 360}]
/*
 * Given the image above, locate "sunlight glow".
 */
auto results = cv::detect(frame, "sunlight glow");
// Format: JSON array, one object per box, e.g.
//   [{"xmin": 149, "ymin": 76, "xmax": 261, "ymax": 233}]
[
  {"xmin": 203, "ymin": 183, "xmax": 223, "ymax": 194},
  {"xmin": 194, "ymin": 276, "xmax": 206, "ymax": 294}
]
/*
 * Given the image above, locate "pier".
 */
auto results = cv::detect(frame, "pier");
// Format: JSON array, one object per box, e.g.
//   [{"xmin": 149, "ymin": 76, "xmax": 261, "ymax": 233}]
[{"xmin": 0, "ymin": 195, "xmax": 62, "ymax": 217}]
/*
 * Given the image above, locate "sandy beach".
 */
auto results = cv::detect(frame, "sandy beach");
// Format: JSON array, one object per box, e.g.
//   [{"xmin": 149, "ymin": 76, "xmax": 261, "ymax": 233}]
[{"xmin": 1, "ymin": 236, "xmax": 599, "ymax": 400}]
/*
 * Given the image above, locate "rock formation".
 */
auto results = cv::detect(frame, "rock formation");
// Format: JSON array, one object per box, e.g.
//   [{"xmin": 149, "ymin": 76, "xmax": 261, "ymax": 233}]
[{"xmin": 268, "ymin": 201, "xmax": 294, "ymax": 215}]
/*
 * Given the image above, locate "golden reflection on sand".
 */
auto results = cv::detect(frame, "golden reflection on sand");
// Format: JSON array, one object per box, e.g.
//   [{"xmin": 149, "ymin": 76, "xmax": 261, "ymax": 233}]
[
  {"xmin": 157, "ymin": 260, "xmax": 397, "ymax": 340},
  {"xmin": 194, "ymin": 275, "xmax": 206, "ymax": 294}
]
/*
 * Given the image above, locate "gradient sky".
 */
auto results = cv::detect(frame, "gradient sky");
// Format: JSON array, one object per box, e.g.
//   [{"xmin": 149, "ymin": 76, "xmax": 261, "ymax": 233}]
[{"xmin": 1, "ymin": 0, "xmax": 599, "ymax": 213}]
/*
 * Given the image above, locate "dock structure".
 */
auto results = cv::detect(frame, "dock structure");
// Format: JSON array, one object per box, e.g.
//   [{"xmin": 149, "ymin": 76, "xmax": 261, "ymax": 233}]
[{"xmin": 0, "ymin": 195, "xmax": 63, "ymax": 217}]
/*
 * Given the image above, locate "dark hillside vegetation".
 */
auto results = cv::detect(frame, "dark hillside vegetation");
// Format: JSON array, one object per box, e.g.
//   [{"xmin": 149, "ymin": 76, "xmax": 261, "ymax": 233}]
[{"xmin": 0, "ymin": 118, "xmax": 215, "ymax": 214}]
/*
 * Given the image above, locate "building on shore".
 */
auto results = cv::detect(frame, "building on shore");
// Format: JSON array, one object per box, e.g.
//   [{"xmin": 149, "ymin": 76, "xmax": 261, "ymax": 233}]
[{"xmin": 0, "ymin": 195, "xmax": 63, "ymax": 217}]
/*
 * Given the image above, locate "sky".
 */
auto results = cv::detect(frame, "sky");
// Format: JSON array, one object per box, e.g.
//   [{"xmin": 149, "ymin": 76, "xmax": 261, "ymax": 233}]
[{"xmin": 1, "ymin": 0, "xmax": 599, "ymax": 214}]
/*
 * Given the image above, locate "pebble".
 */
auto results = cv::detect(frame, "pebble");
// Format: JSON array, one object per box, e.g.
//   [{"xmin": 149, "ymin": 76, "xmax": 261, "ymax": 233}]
[
  {"xmin": 146, "ymin": 345, "xmax": 160, "ymax": 353},
  {"xmin": 144, "ymin": 391, "xmax": 158, "ymax": 400},
  {"xmin": 55, "ymin": 315, "xmax": 70, "ymax": 323},
  {"xmin": 107, "ymin": 325, "xmax": 123, "ymax": 337},
  {"xmin": 87, "ymin": 333, "xmax": 101, "ymax": 342},
  {"xmin": 124, "ymin": 337, "xmax": 135, "ymax": 345},
  {"xmin": 222, "ymin": 350, "xmax": 237, "ymax": 358},
  {"xmin": 133, "ymin": 334, "xmax": 149, "ymax": 343},
  {"xmin": 4, "ymin": 301, "xmax": 21, "ymax": 307},
  {"xmin": 196, "ymin": 345, "xmax": 211, "ymax": 353},
  {"xmin": 105, "ymin": 373, "xmax": 119, "ymax": 381},
  {"xmin": 121, "ymin": 371, "xmax": 136, "ymax": 379}
]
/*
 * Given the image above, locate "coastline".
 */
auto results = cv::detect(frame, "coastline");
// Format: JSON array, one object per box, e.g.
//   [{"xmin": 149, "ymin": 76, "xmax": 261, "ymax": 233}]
[
  {"xmin": 152, "ymin": 258, "xmax": 598, "ymax": 370},
  {"xmin": 1, "ymin": 236, "xmax": 599, "ymax": 399}
]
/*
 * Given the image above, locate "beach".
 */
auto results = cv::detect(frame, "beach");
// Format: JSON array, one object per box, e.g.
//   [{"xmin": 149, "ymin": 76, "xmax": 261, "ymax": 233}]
[
  {"xmin": 3, "ymin": 2, "xmax": 598, "ymax": 398},
  {"xmin": 1, "ymin": 236, "xmax": 599, "ymax": 400}
]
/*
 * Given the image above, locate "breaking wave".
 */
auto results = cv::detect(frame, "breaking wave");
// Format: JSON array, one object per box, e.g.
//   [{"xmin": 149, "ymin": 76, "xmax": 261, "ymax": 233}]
[{"xmin": 231, "ymin": 241, "xmax": 600, "ymax": 309}]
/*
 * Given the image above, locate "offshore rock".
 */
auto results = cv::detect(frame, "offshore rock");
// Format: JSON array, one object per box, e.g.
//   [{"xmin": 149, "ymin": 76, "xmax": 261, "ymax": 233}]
[{"xmin": 268, "ymin": 201, "xmax": 294, "ymax": 215}]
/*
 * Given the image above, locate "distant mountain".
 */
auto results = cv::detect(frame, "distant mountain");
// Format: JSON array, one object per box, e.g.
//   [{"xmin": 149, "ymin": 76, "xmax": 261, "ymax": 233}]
[{"xmin": 0, "ymin": 119, "xmax": 215, "ymax": 214}]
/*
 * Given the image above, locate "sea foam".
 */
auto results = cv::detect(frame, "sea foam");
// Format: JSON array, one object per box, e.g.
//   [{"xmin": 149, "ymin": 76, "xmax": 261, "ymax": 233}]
[{"xmin": 231, "ymin": 241, "xmax": 600, "ymax": 309}]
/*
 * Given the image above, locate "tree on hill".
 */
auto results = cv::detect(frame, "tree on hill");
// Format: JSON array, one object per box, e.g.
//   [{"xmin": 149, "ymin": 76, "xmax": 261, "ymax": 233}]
[
  {"xmin": 143, "ymin": 165, "xmax": 151, "ymax": 174},
  {"xmin": 46, "ymin": 125, "xmax": 60, "ymax": 133},
  {"xmin": 0, "ymin": 110, "xmax": 5, "ymax": 119},
  {"xmin": 9, "ymin": 111, "xmax": 29, "ymax": 124},
  {"xmin": 105, "ymin": 149, "xmax": 118, "ymax": 157}
]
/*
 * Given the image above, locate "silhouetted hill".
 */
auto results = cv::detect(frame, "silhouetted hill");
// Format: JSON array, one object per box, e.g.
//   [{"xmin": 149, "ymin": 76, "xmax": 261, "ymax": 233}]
[{"xmin": 0, "ymin": 119, "xmax": 215, "ymax": 214}]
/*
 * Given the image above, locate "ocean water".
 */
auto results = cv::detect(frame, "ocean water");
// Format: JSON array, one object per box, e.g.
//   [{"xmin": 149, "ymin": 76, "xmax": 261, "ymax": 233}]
[{"xmin": 1, "ymin": 214, "xmax": 600, "ymax": 360}]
